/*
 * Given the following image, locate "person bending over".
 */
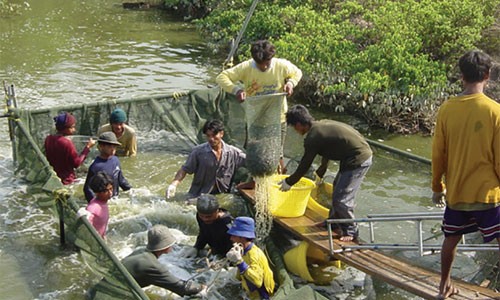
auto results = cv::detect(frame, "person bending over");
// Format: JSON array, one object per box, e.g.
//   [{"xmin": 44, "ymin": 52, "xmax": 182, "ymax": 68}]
[
  {"xmin": 279, "ymin": 104, "xmax": 372, "ymax": 242},
  {"xmin": 181, "ymin": 194, "xmax": 233, "ymax": 258},
  {"xmin": 122, "ymin": 225, "xmax": 207, "ymax": 297}
]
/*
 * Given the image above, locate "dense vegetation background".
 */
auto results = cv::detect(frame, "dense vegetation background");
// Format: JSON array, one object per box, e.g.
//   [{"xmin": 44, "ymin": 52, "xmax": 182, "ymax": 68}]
[
  {"xmin": 2, "ymin": 0, "xmax": 499, "ymax": 133},
  {"xmin": 165, "ymin": 0, "xmax": 500, "ymax": 134}
]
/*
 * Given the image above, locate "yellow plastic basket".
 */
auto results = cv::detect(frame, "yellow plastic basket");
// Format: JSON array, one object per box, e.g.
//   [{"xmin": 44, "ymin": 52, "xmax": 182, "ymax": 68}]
[{"xmin": 268, "ymin": 174, "xmax": 315, "ymax": 217}]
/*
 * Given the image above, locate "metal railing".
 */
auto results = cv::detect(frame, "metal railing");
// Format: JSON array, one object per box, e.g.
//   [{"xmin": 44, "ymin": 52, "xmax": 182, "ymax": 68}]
[{"xmin": 326, "ymin": 212, "xmax": 498, "ymax": 256}]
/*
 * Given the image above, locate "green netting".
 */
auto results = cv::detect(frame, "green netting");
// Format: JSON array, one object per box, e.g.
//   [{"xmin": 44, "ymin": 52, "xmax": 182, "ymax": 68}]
[
  {"xmin": 8, "ymin": 87, "xmax": 327, "ymax": 300},
  {"xmin": 9, "ymin": 89, "xmax": 240, "ymax": 300},
  {"xmin": 243, "ymin": 94, "xmax": 283, "ymax": 176},
  {"xmin": 11, "ymin": 108, "xmax": 149, "ymax": 299}
]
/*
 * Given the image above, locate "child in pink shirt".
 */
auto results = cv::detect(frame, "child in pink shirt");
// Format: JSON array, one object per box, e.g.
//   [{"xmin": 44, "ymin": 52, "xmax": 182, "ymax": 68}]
[{"xmin": 78, "ymin": 171, "xmax": 113, "ymax": 238}]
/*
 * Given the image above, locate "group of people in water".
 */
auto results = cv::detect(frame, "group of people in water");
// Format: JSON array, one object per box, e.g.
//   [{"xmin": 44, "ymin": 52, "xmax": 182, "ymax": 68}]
[{"xmin": 43, "ymin": 39, "xmax": 499, "ymax": 300}]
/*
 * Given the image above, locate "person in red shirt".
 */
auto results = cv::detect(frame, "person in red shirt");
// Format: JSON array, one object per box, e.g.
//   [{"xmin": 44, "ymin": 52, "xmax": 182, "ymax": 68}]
[{"xmin": 44, "ymin": 112, "xmax": 96, "ymax": 184}]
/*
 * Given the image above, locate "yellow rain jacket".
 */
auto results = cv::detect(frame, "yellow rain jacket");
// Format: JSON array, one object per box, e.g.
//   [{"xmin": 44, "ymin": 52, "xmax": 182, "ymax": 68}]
[{"xmin": 235, "ymin": 243, "xmax": 275, "ymax": 300}]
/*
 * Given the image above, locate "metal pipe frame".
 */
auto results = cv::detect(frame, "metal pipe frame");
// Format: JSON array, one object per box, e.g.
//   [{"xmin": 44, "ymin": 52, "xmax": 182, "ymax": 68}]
[
  {"xmin": 325, "ymin": 214, "xmax": 497, "ymax": 256},
  {"xmin": 332, "ymin": 244, "xmax": 498, "ymax": 253}
]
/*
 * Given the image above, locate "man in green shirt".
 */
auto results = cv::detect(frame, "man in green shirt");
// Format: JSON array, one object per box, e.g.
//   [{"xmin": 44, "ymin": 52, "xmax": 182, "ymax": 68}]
[
  {"xmin": 279, "ymin": 104, "xmax": 372, "ymax": 242},
  {"xmin": 122, "ymin": 225, "xmax": 207, "ymax": 297}
]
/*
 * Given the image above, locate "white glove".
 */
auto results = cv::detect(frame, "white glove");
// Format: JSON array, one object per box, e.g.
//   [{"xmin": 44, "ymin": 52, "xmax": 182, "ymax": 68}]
[
  {"xmin": 181, "ymin": 247, "xmax": 199, "ymax": 258},
  {"xmin": 196, "ymin": 285, "xmax": 208, "ymax": 298},
  {"xmin": 226, "ymin": 243, "xmax": 244, "ymax": 265},
  {"xmin": 166, "ymin": 184, "xmax": 176, "ymax": 199},
  {"xmin": 278, "ymin": 179, "xmax": 292, "ymax": 192},
  {"xmin": 432, "ymin": 190, "xmax": 446, "ymax": 208},
  {"xmin": 77, "ymin": 207, "xmax": 90, "ymax": 218}
]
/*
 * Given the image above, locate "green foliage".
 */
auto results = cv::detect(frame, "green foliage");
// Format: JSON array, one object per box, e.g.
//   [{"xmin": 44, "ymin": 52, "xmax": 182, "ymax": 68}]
[{"xmin": 196, "ymin": 0, "xmax": 499, "ymax": 133}]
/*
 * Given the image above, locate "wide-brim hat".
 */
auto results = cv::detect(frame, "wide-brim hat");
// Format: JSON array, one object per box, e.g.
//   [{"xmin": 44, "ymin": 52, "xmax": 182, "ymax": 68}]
[
  {"xmin": 146, "ymin": 225, "xmax": 176, "ymax": 252},
  {"xmin": 227, "ymin": 216, "xmax": 256, "ymax": 239},
  {"xmin": 97, "ymin": 132, "xmax": 121, "ymax": 145}
]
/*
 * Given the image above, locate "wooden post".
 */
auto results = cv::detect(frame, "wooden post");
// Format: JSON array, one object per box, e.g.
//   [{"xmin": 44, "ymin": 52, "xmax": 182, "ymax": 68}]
[{"xmin": 57, "ymin": 200, "xmax": 65, "ymax": 245}]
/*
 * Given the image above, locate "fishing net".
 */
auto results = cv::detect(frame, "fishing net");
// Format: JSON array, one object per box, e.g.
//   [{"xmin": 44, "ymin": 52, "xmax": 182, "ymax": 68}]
[
  {"xmin": 7, "ymin": 88, "xmax": 240, "ymax": 300},
  {"xmin": 242, "ymin": 94, "xmax": 284, "ymax": 241},
  {"xmin": 243, "ymin": 94, "xmax": 283, "ymax": 177},
  {"xmin": 11, "ymin": 105, "xmax": 152, "ymax": 299},
  {"xmin": 6, "ymin": 87, "xmax": 330, "ymax": 299}
]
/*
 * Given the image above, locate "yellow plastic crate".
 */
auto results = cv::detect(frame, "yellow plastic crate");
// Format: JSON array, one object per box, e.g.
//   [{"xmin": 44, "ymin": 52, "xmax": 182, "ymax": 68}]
[{"xmin": 268, "ymin": 175, "xmax": 315, "ymax": 217}]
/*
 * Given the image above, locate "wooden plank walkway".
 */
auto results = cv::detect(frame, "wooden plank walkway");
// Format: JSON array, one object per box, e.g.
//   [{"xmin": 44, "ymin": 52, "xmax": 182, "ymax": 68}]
[{"xmin": 239, "ymin": 188, "xmax": 499, "ymax": 300}]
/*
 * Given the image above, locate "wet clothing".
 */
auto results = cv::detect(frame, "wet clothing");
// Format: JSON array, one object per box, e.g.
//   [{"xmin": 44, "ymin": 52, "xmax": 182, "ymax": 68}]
[
  {"xmin": 285, "ymin": 120, "xmax": 372, "ymax": 237},
  {"xmin": 194, "ymin": 209, "xmax": 233, "ymax": 256},
  {"xmin": 432, "ymin": 93, "xmax": 500, "ymax": 209},
  {"xmin": 442, "ymin": 206, "xmax": 500, "ymax": 243},
  {"xmin": 86, "ymin": 197, "xmax": 109, "ymax": 238},
  {"xmin": 98, "ymin": 124, "xmax": 137, "ymax": 157},
  {"xmin": 83, "ymin": 156, "xmax": 131, "ymax": 202},
  {"xmin": 216, "ymin": 58, "xmax": 302, "ymax": 123},
  {"xmin": 122, "ymin": 248, "xmax": 203, "ymax": 296},
  {"xmin": 44, "ymin": 134, "xmax": 91, "ymax": 185},
  {"xmin": 235, "ymin": 243, "xmax": 275, "ymax": 300},
  {"xmin": 182, "ymin": 141, "xmax": 246, "ymax": 198}
]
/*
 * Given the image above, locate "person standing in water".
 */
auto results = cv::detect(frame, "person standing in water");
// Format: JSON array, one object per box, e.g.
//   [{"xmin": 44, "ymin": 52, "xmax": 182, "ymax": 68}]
[
  {"xmin": 181, "ymin": 194, "xmax": 233, "ymax": 258},
  {"xmin": 122, "ymin": 224, "xmax": 207, "ymax": 297},
  {"xmin": 98, "ymin": 108, "xmax": 137, "ymax": 157},
  {"xmin": 165, "ymin": 119, "xmax": 246, "ymax": 200},
  {"xmin": 44, "ymin": 112, "xmax": 96, "ymax": 185},
  {"xmin": 83, "ymin": 132, "xmax": 132, "ymax": 202}
]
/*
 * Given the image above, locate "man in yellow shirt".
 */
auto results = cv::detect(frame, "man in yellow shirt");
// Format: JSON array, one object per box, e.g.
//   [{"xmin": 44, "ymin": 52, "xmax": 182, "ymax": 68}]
[
  {"xmin": 216, "ymin": 40, "xmax": 302, "ymax": 173},
  {"xmin": 98, "ymin": 108, "xmax": 137, "ymax": 157},
  {"xmin": 431, "ymin": 50, "xmax": 500, "ymax": 299}
]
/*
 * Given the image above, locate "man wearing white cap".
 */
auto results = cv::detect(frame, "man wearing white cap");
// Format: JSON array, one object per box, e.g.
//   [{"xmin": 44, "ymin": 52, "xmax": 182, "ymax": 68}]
[{"xmin": 122, "ymin": 225, "xmax": 206, "ymax": 296}]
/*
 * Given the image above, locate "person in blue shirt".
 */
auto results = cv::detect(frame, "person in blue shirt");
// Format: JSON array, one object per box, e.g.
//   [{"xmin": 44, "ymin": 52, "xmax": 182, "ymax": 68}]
[{"xmin": 83, "ymin": 132, "xmax": 132, "ymax": 202}]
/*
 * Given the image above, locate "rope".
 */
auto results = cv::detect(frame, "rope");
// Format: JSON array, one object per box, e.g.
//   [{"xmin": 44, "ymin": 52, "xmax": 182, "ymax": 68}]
[
  {"xmin": 222, "ymin": 0, "xmax": 260, "ymax": 70},
  {"xmin": 54, "ymin": 189, "xmax": 71, "ymax": 207}
]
